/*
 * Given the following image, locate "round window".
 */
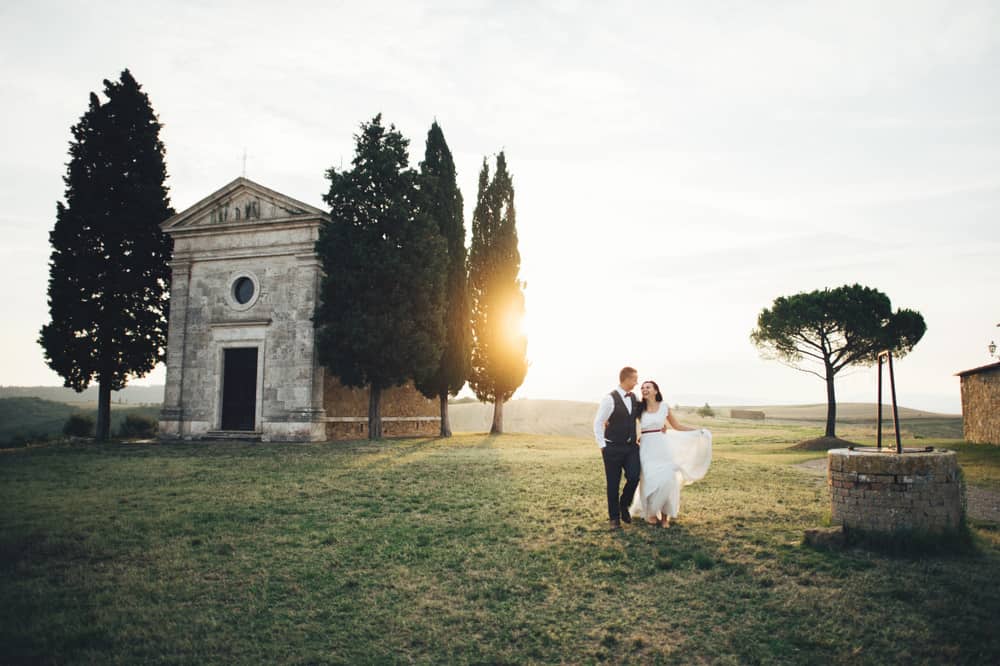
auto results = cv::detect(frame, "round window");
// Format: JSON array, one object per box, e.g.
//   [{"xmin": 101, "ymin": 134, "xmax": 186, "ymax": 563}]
[{"xmin": 233, "ymin": 276, "xmax": 255, "ymax": 305}]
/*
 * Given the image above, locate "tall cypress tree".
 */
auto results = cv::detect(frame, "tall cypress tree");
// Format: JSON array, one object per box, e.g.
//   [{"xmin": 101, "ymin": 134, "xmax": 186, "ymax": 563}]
[
  {"xmin": 414, "ymin": 121, "xmax": 470, "ymax": 437},
  {"xmin": 315, "ymin": 114, "xmax": 447, "ymax": 439},
  {"xmin": 468, "ymin": 152, "xmax": 528, "ymax": 434},
  {"xmin": 39, "ymin": 69, "xmax": 174, "ymax": 440}
]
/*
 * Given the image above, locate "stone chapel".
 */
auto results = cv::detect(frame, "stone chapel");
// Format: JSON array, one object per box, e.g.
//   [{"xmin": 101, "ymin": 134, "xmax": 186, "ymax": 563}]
[{"xmin": 157, "ymin": 177, "xmax": 439, "ymax": 441}]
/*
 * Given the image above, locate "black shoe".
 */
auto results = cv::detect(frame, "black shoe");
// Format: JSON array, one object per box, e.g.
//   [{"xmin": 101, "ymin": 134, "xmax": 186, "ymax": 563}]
[
  {"xmin": 608, "ymin": 519, "xmax": 622, "ymax": 531},
  {"xmin": 619, "ymin": 505, "xmax": 632, "ymax": 524}
]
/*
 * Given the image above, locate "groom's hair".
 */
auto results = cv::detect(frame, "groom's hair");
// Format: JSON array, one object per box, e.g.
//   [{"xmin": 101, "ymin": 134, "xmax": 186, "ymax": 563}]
[{"xmin": 619, "ymin": 366, "xmax": 638, "ymax": 382}]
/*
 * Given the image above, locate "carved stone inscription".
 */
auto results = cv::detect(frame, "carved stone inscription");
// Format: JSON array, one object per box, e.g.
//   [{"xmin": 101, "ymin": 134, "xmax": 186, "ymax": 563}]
[{"xmin": 207, "ymin": 196, "xmax": 305, "ymax": 225}]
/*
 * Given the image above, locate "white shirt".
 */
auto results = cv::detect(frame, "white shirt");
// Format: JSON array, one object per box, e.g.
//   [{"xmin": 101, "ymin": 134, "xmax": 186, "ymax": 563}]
[{"xmin": 593, "ymin": 386, "xmax": 635, "ymax": 449}]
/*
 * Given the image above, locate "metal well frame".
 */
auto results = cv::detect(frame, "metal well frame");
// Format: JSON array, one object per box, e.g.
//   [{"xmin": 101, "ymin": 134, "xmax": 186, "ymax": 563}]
[{"xmin": 876, "ymin": 350, "xmax": 902, "ymax": 454}]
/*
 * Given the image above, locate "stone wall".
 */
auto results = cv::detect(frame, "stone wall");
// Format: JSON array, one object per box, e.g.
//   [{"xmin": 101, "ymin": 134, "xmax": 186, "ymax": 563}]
[
  {"xmin": 961, "ymin": 368, "xmax": 1000, "ymax": 444},
  {"xmin": 322, "ymin": 376, "xmax": 439, "ymax": 440},
  {"xmin": 828, "ymin": 448, "xmax": 963, "ymax": 533},
  {"xmin": 324, "ymin": 418, "xmax": 438, "ymax": 440}
]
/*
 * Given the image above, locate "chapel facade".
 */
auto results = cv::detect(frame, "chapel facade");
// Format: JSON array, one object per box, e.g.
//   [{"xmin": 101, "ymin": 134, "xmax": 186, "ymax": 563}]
[{"xmin": 158, "ymin": 177, "xmax": 439, "ymax": 441}]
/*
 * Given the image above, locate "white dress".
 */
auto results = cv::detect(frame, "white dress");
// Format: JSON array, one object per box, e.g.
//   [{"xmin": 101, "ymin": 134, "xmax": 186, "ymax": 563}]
[{"xmin": 629, "ymin": 402, "xmax": 712, "ymax": 520}]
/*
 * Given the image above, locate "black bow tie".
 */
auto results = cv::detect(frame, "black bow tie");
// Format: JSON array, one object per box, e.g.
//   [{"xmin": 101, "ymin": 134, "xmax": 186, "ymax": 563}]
[{"xmin": 624, "ymin": 392, "xmax": 635, "ymax": 399}]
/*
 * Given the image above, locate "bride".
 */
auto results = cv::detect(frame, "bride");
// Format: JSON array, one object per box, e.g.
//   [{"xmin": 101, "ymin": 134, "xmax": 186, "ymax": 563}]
[{"xmin": 629, "ymin": 380, "xmax": 712, "ymax": 527}]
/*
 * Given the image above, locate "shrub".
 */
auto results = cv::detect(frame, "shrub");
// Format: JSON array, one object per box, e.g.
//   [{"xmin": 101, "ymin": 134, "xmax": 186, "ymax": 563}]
[
  {"xmin": 4, "ymin": 434, "xmax": 28, "ymax": 448},
  {"xmin": 63, "ymin": 414, "xmax": 94, "ymax": 438},
  {"xmin": 119, "ymin": 414, "xmax": 158, "ymax": 438},
  {"xmin": 693, "ymin": 551, "xmax": 715, "ymax": 570},
  {"xmin": 697, "ymin": 402, "xmax": 715, "ymax": 418}
]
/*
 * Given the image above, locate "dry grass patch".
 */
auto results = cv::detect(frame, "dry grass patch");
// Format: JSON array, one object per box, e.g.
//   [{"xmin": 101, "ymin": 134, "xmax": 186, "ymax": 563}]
[{"xmin": 791, "ymin": 435, "xmax": 860, "ymax": 450}]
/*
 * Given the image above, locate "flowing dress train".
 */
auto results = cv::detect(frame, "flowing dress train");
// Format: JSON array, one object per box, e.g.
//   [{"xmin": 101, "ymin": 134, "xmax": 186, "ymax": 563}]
[{"xmin": 629, "ymin": 402, "xmax": 712, "ymax": 520}]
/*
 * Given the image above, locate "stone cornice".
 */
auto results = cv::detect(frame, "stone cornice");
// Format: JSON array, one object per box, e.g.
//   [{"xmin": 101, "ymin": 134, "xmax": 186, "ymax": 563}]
[
  {"xmin": 167, "ymin": 216, "xmax": 323, "ymax": 239},
  {"xmin": 322, "ymin": 416, "xmax": 440, "ymax": 422},
  {"xmin": 209, "ymin": 319, "xmax": 273, "ymax": 329},
  {"xmin": 172, "ymin": 241, "xmax": 317, "ymax": 264}
]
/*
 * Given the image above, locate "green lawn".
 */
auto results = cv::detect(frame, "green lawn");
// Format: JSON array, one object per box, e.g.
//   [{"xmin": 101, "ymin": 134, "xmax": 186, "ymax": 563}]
[{"xmin": 2, "ymin": 432, "xmax": 999, "ymax": 664}]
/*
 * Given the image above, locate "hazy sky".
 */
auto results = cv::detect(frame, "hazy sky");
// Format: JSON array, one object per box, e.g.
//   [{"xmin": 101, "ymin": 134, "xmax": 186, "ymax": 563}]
[{"xmin": 2, "ymin": 1, "xmax": 998, "ymax": 412}]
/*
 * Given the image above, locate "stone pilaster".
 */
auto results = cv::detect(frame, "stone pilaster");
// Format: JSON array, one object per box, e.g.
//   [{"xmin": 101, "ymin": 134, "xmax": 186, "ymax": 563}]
[
  {"xmin": 297, "ymin": 252, "xmax": 327, "ymax": 424},
  {"xmin": 159, "ymin": 259, "xmax": 191, "ymax": 439}
]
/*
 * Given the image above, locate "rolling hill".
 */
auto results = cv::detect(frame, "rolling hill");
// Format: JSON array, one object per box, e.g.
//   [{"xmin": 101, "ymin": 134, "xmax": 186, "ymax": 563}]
[
  {"xmin": 449, "ymin": 399, "xmax": 962, "ymax": 439},
  {"xmin": 1, "ymin": 389, "xmax": 963, "ymax": 443},
  {"xmin": 0, "ymin": 384, "xmax": 164, "ymax": 405},
  {"xmin": 0, "ymin": 397, "xmax": 161, "ymax": 445}
]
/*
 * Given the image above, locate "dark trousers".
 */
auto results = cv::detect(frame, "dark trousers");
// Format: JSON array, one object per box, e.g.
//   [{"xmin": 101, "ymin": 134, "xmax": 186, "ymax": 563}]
[{"xmin": 601, "ymin": 443, "xmax": 640, "ymax": 520}]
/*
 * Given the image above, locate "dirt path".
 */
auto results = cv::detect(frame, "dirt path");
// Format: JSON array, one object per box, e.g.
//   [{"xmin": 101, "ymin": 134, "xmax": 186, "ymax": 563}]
[{"xmin": 794, "ymin": 457, "xmax": 1000, "ymax": 524}]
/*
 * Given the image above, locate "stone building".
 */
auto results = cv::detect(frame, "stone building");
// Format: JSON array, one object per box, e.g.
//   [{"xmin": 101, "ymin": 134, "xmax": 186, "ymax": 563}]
[
  {"xmin": 158, "ymin": 177, "xmax": 438, "ymax": 441},
  {"xmin": 956, "ymin": 361, "xmax": 1000, "ymax": 445}
]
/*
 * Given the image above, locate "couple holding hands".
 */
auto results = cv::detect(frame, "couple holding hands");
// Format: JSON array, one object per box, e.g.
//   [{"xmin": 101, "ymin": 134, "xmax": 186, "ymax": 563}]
[{"xmin": 594, "ymin": 366, "xmax": 713, "ymax": 531}]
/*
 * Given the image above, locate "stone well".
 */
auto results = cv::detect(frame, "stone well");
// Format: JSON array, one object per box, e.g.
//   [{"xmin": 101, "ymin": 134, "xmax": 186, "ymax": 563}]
[{"xmin": 827, "ymin": 448, "xmax": 964, "ymax": 533}]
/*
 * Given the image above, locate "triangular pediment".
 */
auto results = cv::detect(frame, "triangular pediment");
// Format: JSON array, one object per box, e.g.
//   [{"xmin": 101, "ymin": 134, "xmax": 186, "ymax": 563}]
[{"xmin": 162, "ymin": 177, "xmax": 328, "ymax": 230}]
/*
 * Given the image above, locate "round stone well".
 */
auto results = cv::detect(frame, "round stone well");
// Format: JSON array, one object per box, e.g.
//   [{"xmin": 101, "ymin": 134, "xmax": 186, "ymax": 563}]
[{"xmin": 828, "ymin": 448, "xmax": 964, "ymax": 533}]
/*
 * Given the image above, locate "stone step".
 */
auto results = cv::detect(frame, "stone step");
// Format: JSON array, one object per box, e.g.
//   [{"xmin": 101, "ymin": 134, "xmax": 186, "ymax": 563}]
[{"xmin": 203, "ymin": 430, "xmax": 262, "ymax": 442}]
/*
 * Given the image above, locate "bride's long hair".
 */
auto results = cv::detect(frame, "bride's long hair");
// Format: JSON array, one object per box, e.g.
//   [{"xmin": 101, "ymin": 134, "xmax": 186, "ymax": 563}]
[{"xmin": 638, "ymin": 380, "xmax": 664, "ymax": 414}]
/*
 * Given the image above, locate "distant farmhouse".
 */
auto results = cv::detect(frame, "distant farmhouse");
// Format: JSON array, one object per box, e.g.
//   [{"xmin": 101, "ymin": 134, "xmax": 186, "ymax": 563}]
[
  {"xmin": 956, "ymin": 361, "xmax": 1000, "ymax": 445},
  {"xmin": 158, "ymin": 177, "xmax": 437, "ymax": 442},
  {"xmin": 730, "ymin": 409, "xmax": 765, "ymax": 421}
]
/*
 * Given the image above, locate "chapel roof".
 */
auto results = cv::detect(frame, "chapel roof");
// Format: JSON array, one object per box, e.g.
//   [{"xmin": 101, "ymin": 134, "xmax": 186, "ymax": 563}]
[
  {"xmin": 161, "ymin": 177, "xmax": 328, "ymax": 231},
  {"xmin": 955, "ymin": 361, "xmax": 1000, "ymax": 378}
]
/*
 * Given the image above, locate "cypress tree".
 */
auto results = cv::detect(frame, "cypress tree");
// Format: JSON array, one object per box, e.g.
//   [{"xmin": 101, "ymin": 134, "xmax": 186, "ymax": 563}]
[
  {"xmin": 39, "ymin": 69, "xmax": 174, "ymax": 440},
  {"xmin": 468, "ymin": 152, "xmax": 528, "ymax": 434},
  {"xmin": 315, "ymin": 114, "xmax": 447, "ymax": 439},
  {"xmin": 414, "ymin": 121, "xmax": 470, "ymax": 437}
]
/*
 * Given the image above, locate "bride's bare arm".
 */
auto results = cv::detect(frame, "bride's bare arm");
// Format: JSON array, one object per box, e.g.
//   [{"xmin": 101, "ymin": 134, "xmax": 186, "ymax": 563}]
[{"xmin": 667, "ymin": 411, "xmax": 698, "ymax": 431}]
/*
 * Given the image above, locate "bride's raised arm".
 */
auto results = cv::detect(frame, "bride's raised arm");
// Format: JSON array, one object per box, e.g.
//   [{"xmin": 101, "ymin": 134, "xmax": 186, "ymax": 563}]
[{"xmin": 666, "ymin": 410, "xmax": 698, "ymax": 432}]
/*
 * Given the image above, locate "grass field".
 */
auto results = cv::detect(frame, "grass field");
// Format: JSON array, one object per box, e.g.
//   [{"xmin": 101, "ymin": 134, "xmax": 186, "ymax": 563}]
[{"xmin": 2, "ymin": 426, "xmax": 999, "ymax": 664}]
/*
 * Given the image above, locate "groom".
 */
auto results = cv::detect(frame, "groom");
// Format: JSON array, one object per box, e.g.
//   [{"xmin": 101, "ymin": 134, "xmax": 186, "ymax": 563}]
[{"xmin": 593, "ymin": 366, "xmax": 641, "ymax": 530}]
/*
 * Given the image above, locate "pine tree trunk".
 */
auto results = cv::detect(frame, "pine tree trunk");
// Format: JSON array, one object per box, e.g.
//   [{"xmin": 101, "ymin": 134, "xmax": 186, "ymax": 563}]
[
  {"xmin": 490, "ymin": 398, "xmax": 504, "ymax": 435},
  {"xmin": 439, "ymin": 393, "xmax": 452, "ymax": 438},
  {"xmin": 96, "ymin": 379, "xmax": 112, "ymax": 441},
  {"xmin": 368, "ymin": 386, "xmax": 383, "ymax": 440},
  {"xmin": 824, "ymin": 367, "xmax": 837, "ymax": 438}
]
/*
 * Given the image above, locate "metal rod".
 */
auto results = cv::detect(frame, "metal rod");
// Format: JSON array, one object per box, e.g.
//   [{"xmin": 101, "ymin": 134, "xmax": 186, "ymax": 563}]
[
  {"xmin": 876, "ymin": 355, "xmax": 883, "ymax": 450},
  {"xmin": 887, "ymin": 351, "xmax": 902, "ymax": 454}
]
